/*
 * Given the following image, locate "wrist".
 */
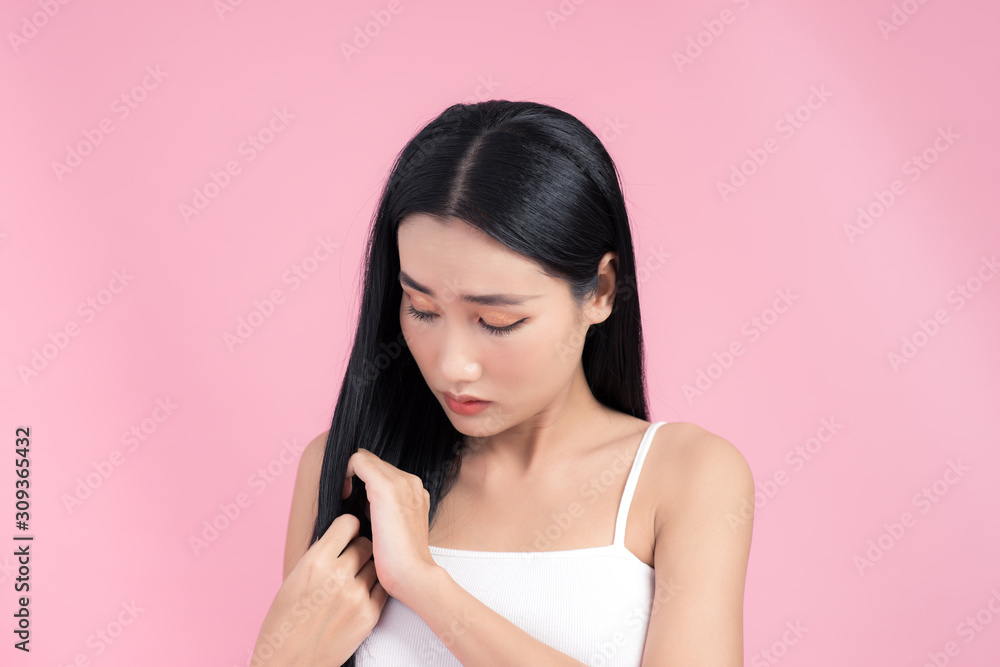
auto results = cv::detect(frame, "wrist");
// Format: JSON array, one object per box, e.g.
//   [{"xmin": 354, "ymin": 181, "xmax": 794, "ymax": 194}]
[{"xmin": 396, "ymin": 561, "xmax": 450, "ymax": 614}]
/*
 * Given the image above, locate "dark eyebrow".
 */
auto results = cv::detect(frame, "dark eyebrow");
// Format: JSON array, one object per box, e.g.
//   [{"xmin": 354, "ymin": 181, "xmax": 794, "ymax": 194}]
[{"xmin": 399, "ymin": 270, "xmax": 541, "ymax": 307}]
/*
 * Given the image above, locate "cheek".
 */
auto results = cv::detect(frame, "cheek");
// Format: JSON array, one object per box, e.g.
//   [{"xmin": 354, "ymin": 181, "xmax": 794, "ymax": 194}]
[
  {"xmin": 399, "ymin": 311, "xmax": 430, "ymax": 362},
  {"xmin": 497, "ymin": 322, "xmax": 580, "ymax": 379}
]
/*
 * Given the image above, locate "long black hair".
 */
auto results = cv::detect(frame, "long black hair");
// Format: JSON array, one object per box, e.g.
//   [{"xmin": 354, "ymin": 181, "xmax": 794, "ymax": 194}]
[{"xmin": 310, "ymin": 99, "xmax": 649, "ymax": 665}]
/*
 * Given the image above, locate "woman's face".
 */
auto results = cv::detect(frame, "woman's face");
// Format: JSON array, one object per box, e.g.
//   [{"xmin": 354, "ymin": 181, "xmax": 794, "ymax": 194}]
[{"xmin": 397, "ymin": 214, "xmax": 606, "ymax": 437}]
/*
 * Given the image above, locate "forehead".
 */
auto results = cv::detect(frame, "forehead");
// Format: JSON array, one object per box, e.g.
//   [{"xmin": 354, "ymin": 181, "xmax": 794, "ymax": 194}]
[{"xmin": 397, "ymin": 214, "xmax": 549, "ymax": 288}]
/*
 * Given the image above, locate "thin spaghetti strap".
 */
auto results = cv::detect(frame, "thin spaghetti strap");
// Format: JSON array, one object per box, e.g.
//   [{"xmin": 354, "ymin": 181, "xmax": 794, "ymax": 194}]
[{"xmin": 612, "ymin": 421, "xmax": 666, "ymax": 547}]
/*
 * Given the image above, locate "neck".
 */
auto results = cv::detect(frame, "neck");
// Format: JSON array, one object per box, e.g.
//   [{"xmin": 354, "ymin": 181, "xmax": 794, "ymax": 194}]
[{"xmin": 465, "ymin": 363, "xmax": 615, "ymax": 476}]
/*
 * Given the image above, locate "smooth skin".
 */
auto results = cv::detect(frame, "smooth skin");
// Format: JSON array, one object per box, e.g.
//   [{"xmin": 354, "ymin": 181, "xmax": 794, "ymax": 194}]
[{"xmin": 251, "ymin": 214, "xmax": 754, "ymax": 666}]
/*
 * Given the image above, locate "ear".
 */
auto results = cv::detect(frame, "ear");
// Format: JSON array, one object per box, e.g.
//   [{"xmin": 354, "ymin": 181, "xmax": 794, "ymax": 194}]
[{"xmin": 586, "ymin": 251, "xmax": 619, "ymax": 325}]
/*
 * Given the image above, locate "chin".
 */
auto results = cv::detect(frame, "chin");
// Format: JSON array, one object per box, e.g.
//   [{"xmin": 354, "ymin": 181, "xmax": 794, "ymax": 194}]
[{"xmin": 445, "ymin": 409, "xmax": 511, "ymax": 440}]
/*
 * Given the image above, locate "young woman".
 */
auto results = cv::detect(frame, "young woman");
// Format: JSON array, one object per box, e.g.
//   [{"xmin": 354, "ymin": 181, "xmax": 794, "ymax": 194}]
[{"xmin": 251, "ymin": 100, "xmax": 754, "ymax": 666}]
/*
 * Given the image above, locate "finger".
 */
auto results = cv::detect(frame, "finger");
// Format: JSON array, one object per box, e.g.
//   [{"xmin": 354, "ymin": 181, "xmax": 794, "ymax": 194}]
[
  {"xmin": 370, "ymin": 580, "xmax": 389, "ymax": 609},
  {"xmin": 340, "ymin": 535, "xmax": 374, "ymax": 573},
  {"xmin": 315, "ymin": 512, "xmax": 361, "ymax": 555},
  {"xmin": 357, "ymin": 557, "xmax": 378, "ymax": 592},
  {"xmin": 344, "ymin": 449, "xmax": 384, "ymax": 496}
]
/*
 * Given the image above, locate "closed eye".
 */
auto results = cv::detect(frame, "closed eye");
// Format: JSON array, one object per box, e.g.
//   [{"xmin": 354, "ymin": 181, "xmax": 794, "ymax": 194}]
[{"xmin": 405, "ymin": 304, "xmax": 524, "ymax": 337}]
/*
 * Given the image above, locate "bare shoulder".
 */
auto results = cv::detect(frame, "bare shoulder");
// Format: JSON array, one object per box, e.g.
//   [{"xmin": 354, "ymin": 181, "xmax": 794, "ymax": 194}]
[
  {"xmin": 647, "ymin": 421, "xmax": 754, "ymax": 526},
  {"xmin": 301, "ymin": 429, "xmax": 329, "ymax": 472},
  {"xmin": 640, "ymin": 422, "xmax": 753, "ymax": 663},
  {"xmin": 294, "ymin": 429, "xmax": 329, "ymax": 500},
  {"xmin": 282, "ymin": 429, "xmax": 330, "ymax": 580}
]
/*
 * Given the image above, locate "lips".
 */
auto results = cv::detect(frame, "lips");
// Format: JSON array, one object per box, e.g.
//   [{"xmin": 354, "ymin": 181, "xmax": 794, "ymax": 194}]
[
  {"xmin": 443, "ymin": 391, "xmax": 486, "ymax": 403},
  {"xmin": 442, "ymin": 392, "xmax": 491, "ymax": 416}
]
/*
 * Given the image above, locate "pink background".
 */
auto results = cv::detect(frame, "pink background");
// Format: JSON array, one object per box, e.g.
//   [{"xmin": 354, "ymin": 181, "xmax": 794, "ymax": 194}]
[{"xmin": 3, "ymin": 1, "xmax": 999, "ymax": 665}]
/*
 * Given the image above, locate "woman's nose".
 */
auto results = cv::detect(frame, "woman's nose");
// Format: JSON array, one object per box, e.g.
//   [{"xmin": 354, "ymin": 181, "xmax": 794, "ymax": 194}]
[{"xmin": 439, "ymin": 328, "xmax": 482, "ymax": 383}]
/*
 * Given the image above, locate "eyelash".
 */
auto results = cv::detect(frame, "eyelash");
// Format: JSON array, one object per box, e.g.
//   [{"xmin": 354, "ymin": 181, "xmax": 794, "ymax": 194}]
[{"xmin": 405, "ymin": 304, "xmax": 524, "ymax": 337}]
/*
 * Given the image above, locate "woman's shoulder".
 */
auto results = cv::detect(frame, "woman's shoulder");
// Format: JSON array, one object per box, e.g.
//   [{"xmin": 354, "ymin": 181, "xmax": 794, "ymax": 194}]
[
  {"xmin": 650, "ymin": 420, "xmax": 745, "ymax": 458},
  {"xmin": 282, "ymin": 429, "xmax": 331, "ymax": 580},
  {"xmin": 305, "ymin": 429, "xmax": 330, "ymax": 457},
  {"xmin": 646, "ymin": 420, "xmax": 754, "ymax": 513}
]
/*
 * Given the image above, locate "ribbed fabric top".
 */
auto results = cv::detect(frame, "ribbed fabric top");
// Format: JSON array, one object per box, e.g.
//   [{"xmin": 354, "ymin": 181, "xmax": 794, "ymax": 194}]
[{"xmin": 355, "ymin": 421, "xmax": 667, "ymax": 666}]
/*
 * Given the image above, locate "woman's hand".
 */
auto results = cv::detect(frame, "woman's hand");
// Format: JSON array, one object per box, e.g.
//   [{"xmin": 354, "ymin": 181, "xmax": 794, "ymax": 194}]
[
  {"xmin": 250, "ymin": 513, "xmax": 387, "ymax": 667},
  {"xmin": 342, "ymin": 448, "xmax": 438, "ymax": 606}
]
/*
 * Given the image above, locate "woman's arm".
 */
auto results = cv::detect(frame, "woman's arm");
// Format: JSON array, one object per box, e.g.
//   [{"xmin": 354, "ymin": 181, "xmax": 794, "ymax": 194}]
[
  {"xmin": 403, "ymin": 564, "xmax": 588, "ymax": 667},
  {"xmin": 282, "ymin": 430, "xmax": 327, "ymax": 580},
  {"xmin": 639, "ymin": 427, "xmax": 755, "ymax": 666},
  {"xmin": 343, "ymin": 448, "xmax": 585, "ymax": 665}
]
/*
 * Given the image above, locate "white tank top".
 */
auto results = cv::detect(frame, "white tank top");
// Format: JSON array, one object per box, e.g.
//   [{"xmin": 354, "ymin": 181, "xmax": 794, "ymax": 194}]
[{"xmin": 355, "ymin": 420, "xmax": 667, "ymax": 666}]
